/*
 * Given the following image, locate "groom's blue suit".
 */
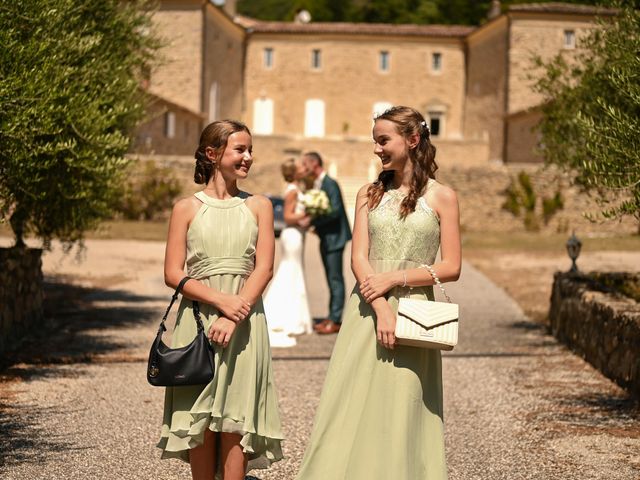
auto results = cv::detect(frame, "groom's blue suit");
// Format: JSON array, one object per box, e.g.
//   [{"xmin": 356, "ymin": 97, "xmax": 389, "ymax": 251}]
[{"xmin": 312, "ymin": 174, "xmax": 352, "ymax": 324}]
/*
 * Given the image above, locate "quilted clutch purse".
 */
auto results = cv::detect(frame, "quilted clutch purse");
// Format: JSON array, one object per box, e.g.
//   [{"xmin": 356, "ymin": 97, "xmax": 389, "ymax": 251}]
[{"xmin": 395, "ymin": 265, "xmax": 459, "ymax": 350}]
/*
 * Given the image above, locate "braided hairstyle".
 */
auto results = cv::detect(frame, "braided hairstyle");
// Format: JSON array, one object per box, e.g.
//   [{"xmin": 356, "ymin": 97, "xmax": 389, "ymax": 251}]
[
  {"xmin": 193, "ymin": 120, "xmax": 251, "ymax": 184},
  {"xmin": 367, "ymin": 106, "xmax": 438, "ymax": 218}
]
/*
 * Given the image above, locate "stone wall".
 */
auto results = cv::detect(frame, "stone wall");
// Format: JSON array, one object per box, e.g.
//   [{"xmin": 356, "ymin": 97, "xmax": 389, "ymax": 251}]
[
  {"xmin": 0, "ymin": 247, "xmax": 43, "ymax": 354},
  {"xmin": 138, "ymin": 153, "xmax": 639, "ymax": 235},
  {"xmin": 549, "ymin": 272, "xmax": 640, "ymax": 397},
  {"xmin": 439, "ymin": 163, "xmax": 639, "ymax": 234}
]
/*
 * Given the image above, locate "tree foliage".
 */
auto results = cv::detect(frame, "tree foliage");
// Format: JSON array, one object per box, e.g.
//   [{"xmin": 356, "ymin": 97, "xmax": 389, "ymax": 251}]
[
  {"xmin": 0, "ymin": 0, "xmax": 158, "ymax": 247},
  {"xmin": 237, "ymin": 0, "xmax": 603, "ymax": 25},
  {"xmin": 534, "ymin": 3, "xmax": 640, "ymax": 222}
]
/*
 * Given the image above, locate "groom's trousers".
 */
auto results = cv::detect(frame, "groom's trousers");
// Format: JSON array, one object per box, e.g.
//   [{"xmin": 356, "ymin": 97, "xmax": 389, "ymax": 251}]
[{"xmin": 320, "ymin": 246, "xmax": 346, "ymax": 324}]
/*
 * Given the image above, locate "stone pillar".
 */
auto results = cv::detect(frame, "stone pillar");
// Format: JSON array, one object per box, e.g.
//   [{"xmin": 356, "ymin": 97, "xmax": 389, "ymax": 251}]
[
  {"xmin": 0, "ymin": 247, "xmax": 43, "ymax": 354},
  {"xmin": 488, "ymin": 0, "xmax": 501, "ymax": 20}
]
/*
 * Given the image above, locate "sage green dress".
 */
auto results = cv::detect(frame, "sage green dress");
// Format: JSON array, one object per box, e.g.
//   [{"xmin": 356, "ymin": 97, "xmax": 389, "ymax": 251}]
[
  {"xmin": 157, "ymin": 191, "xmax": 284, "ymax": 472},
  {"xmin": 296, "ymin": 181, "xmax": 447, "ymax": 479}
]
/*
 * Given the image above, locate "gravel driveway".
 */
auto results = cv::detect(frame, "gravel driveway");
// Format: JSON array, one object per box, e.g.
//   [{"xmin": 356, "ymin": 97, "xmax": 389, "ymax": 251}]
[{"xmin": 0, "ymin": 237, "xmax": 637, "ymax": 479}]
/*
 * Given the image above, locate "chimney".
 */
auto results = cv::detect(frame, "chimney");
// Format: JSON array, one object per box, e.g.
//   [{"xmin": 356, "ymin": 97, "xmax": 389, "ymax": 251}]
[
  {"xmin": 294, "ymin": 9, "xmax": 311, "ymax": 24},
  {"xmin": 488, "ymin": 0, "xmax": 501, "ymax": 20},
  {"xmin": 223, "ymin": 0, "xmax": 236, "ymax": 17}
]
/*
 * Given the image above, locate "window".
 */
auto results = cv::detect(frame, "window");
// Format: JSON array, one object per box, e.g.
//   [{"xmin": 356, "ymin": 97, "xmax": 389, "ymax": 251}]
[
  {"xmin": 304, "ymin": 99, "xmax": 325, "ymax": 138},
  {"xmin": 253, "ymin": 98, "xmax": 273, "ymax": 135},
  {"xmin": 431, "ymin": 52, "xmax": 442, "ymax": 72},
  {"xmin": 563, "ymin": 30, "xmax": 575, "ymax": 49},
  {"xmin": 379, "ymin": 51, "xmax": 390, "ymax": 72},
  {"xmin": 164, "ymin": 111, "xmax": 175, "ymax": 139},
  {"xmin": 263, "ymin": 47, "xmax": 274, "ymax": 68},
  {"xmin": 427, "ymin": 111, "xmax": 443, "ymax": 137},
  {"xmin": 311, "ymin": 49, "xmax": 322, "ymax": 70}
]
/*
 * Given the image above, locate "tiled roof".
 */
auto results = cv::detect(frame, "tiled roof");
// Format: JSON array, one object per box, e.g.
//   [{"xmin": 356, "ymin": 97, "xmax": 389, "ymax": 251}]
[
  {"xmin": 236, "ymin": 18, "xmax": 474, "ymax": 38},
  {"xmin": 509, "ymin": 2, "xmax": 617, "ymax": 15}
]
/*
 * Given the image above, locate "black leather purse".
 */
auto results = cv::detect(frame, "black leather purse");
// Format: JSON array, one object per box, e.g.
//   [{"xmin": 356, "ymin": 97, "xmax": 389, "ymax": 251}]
[{"xmin": 147, "ymin": 276, "xmax": 215, "ymax": 387}]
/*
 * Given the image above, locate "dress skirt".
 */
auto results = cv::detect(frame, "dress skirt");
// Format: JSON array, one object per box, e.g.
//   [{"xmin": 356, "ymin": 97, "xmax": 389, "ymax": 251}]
[
  {"xmin": 157, "ymin": 273, "xmax": 284, "ymax": 471},
  {"xmin": 295, "ymin": 259, "xmax": 447, "ymax": 480}
]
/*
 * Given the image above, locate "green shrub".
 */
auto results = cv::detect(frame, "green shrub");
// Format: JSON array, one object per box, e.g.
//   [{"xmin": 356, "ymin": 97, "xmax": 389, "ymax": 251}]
[
  {"xmin": 117, "ymin": 160, "xmax": 182, "ymax": 221},
  {"xmin": 502, "ymin": 171, "xmax": 564, "ymax": 231}
]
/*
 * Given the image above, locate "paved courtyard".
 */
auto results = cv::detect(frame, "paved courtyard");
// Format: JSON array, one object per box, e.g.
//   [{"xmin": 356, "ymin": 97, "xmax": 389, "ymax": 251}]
[{"xmin": 0, "ymin": 236, "xmax": 638, "ymax": 479}]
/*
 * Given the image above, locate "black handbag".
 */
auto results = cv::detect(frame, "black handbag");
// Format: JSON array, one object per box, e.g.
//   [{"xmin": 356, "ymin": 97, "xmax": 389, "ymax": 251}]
[{"xmin": 147, "ymin": 276, "xmax": 215, "ymax": 387}]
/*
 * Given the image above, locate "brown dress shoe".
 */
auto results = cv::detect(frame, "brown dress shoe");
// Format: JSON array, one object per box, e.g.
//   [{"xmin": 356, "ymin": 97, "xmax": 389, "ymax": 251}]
[
  {"xmin": 313, "ymin": 319, "xmax": 332, "ymax": 332},
  {"xmin": 317, "ymin": 321, "xmax": 341, "ymax": 334}
]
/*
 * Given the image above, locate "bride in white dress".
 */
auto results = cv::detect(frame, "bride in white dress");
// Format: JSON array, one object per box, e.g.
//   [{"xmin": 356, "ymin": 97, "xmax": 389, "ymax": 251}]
[{"xmin": 264, "ymin": 159, "xmax": 313, "ymax": 347}]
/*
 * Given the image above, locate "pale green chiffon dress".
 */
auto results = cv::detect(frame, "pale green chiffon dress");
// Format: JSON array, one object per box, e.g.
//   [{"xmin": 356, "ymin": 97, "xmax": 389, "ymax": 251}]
[
  {"xmin": 157, "ymin": 191, "xmax": 284, "ymax": 472},
  {"xmin": 296, "ymin": 181, "xmax": 447, "ymax": 479}
]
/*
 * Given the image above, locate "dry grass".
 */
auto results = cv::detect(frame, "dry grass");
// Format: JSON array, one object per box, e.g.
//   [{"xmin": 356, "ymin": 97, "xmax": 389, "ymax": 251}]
[
  {"xmin": 2, "ymin": 220, "xmax": 637, "ymax": 325},
  {"xmin": 463, "ymin": 231, "xmax": 640, "ymax": 323}
]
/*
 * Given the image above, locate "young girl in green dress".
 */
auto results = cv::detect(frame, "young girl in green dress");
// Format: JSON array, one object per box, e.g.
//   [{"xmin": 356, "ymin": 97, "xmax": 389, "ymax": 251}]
[
  {"xmin": 296, "ymin": 106, "xmax": 461, "ymax": 479},
  {"xmin": 159, "ymin": 120, "xmax": 283, "ymax": 480}
]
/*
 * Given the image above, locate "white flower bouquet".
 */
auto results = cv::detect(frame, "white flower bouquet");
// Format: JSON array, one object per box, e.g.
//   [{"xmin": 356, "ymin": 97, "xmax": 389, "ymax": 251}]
[{"xmin": 302, "ymin": 189, "xmax": 332, "ymax": 217}]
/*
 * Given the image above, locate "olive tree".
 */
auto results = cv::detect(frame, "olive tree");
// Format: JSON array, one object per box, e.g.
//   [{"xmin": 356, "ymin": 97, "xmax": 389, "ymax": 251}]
[
  {"xmin": 534, "ymin": 3, "xmax": 639, "ymax": 223},
  {"xmin": 0, "ymin": 0, "xmax": 158, "ymax": 247}
]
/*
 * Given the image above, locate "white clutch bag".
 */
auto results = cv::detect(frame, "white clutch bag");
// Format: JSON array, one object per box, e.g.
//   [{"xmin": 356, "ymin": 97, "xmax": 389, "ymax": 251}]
[{"xmin": 395, "ymin": 265, "xmax": 459, "ymax": 350}]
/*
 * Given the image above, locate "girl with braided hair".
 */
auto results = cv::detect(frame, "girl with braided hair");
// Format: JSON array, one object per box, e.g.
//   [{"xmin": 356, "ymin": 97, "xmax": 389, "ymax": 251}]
[
  {"xmin": 159, "ymin": 120, "xmax": 283, "ymax": 479},
  {"xmin": 296, "ymin": 106, "xmax": 461, "ymax": 479}
]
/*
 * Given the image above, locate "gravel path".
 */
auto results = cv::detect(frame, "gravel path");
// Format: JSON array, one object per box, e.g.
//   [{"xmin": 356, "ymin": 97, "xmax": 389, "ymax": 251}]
[{"xmin": 0, "ymin": 237, "xmax": 637, "ymax": 480}]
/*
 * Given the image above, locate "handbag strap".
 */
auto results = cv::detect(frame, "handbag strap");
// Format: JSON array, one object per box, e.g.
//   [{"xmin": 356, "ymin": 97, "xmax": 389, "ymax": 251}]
[
  {"xmin": 421, "ymin": 264, "xmax": 453, "ymax": 303},
  {"xmin": 158, "ymin": 276, "xmax": 204, "ymax": 333}
]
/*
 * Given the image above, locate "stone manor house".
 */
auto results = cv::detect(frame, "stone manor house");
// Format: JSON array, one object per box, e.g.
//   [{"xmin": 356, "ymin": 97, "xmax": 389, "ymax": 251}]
[{"xmin": 133, "ymin": 1, "xmax": 626, "ymax": 232}]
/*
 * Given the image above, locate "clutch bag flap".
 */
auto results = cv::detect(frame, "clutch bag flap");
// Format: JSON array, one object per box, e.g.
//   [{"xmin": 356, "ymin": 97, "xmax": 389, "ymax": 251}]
[{"xmin": 397, "ymin": 298, "xmax": 458, "ymax": 329}]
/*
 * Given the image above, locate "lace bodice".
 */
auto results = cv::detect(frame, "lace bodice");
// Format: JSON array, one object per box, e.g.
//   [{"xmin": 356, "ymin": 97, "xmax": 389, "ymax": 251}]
[{"xmin": 368, "ymin": 183, "xmax": 440, "ymax": 269}]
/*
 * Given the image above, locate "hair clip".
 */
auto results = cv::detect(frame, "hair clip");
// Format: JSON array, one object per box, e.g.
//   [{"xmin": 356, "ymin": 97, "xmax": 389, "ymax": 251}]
[{"xmin": 420, "ymin": 120, "xmax": 430, "ymax": 135}]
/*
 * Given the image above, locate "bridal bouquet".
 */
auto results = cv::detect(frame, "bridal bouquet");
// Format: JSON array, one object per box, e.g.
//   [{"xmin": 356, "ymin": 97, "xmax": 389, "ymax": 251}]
[{"xmin": 302, "ymin": 189, "xmax": 332, "ymax": 217}]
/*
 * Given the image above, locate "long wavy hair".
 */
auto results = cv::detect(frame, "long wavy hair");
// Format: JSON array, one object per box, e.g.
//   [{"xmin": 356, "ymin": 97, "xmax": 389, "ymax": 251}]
[
  {"xmin": 367, "ymin": 106, "xmax": 438, "ymax": 218},
  {"xmin": 193, "ymin": 120, "xmax": 251, "ymax": 185}
]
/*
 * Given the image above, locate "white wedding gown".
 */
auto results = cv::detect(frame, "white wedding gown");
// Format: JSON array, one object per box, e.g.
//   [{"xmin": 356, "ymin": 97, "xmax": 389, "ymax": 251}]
[{"xmin": 264, "ymin": 184, "xmax": 313, "ymax": 347}]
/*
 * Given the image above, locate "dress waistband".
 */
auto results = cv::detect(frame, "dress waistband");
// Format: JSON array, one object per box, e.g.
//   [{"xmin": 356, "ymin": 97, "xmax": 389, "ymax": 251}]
[{"xmin": 187, "ymin": 256, "xmax": 254, "ymax": 280}]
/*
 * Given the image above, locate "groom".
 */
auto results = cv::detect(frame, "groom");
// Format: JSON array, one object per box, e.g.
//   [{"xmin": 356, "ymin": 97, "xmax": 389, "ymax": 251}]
[{"xmin": 302, "ymin": 151, "xmax": 352, "ymax": 335}]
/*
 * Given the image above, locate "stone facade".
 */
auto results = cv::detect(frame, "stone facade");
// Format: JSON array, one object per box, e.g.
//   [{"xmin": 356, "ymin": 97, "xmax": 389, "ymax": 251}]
[
  {"xmin": 149, "ymin": 0, "xmax": 203, "ymax": 114},
  {"xmin": 507, "ymin": 11, "xmax": 603, "ymax": 115},
  {"xmin": 505, "ymin": 109, "xmax": 543, "ymax": 164},
  {"xmin": 203, "ymin": 5, "xmax": 245, "ymax": 122},
  {"xmin": 0, "ymin": 247, "xmax": 43, "ymax": 354},
  {"xmin": 245, "ymin": 32, "xmax": 467, "ymax": 140},
  {"xmin": 135, "ymin": 2, "xmax": 638, "ymax": 234},
  {"xmin": 549, "ymin": 272, "xmax": 640, "ymax": 397},
  {"xmin": 141, "ymin": 2, "xmax": 615, "ymax": 168},
  {"xmin": 132, "ymin": 95, "xmax": 204, "ymax": 156},
  {"xmin": 464, "ymin": 16, "xmax": 508, "ymax": 162}
]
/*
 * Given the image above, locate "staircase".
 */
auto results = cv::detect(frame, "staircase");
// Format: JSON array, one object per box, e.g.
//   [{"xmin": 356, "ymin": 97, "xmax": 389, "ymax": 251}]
[{"xmin": 337, "ymin": 175, "xmax": 370, "ymax": 227}]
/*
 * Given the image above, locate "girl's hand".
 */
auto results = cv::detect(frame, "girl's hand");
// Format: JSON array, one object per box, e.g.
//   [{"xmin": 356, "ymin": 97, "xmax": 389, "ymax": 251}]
[
  {"xmin": 208, "ymin": 317, "xmax": 237, "ymax": 348},
  {"xmin": 360, "ymin": 272, "xmax": 400, "ymax": 303},
  {"xmin": 215, "ymin": 293, "xmax": 251, "ymax": 323},
  {"xmin": 375, "ymin": 302, "xmax": 397, "ymax": 350}
]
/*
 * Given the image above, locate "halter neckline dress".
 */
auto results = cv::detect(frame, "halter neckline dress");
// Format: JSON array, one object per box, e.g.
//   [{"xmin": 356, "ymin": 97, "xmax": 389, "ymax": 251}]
[{"xmin": 157, "ymin": 191, "xmax": 283, "ymax": 473}]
